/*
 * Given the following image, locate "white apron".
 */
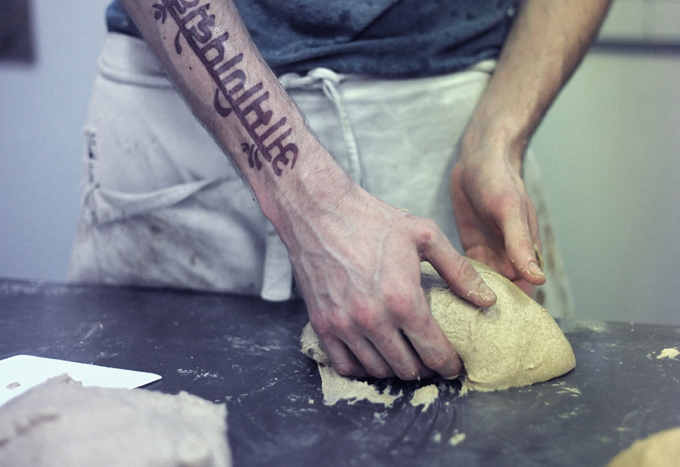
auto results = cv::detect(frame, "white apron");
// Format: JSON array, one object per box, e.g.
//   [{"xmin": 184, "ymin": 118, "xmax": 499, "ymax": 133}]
[{"xmin": 69, "ymin": 33, "xmax": 573, "ymax": 318}]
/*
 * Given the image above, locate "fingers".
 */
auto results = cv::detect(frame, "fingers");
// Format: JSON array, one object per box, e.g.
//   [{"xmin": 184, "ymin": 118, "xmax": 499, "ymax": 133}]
[
  {"xmin": 354, "ymin": 332, "xmax": 436, "ymax": 380},
  {"xmin": 318, "ymin": 335, "xmax": 369, "ymax": 378},
  {"xmin": 311, "ymin": 287, "xmax": 459, "ymax": 380},
  {"xmin": 416, "ymin": 219, "xmax": 497, "ymax": 308},
  {"xmin": 514, "ymin": 277, "xmax": 536, "ymax": 297},
  {"xmin": 399, "ymin": 292, "xmax": 462, "ymax": 379},
  {"xmin": 318, "ymin": 321, "xmax": 441, "ymax": 380},
  {"xmin": 321, "ymin": 334, "xmax": 430, "ymax": 380},
  {"xmin": 498, "ymin": 197, "xmax": 546, "ymax": 286},
  {"xmin": 371, "ymin": 289, "xmax": 459, "ymax": 379}
]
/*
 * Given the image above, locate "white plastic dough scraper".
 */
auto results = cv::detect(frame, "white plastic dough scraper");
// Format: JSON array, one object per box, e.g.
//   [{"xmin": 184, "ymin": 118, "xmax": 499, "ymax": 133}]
[{"xmin": 0, "ymin": 355, "xmax": 162, "ymax": 407}]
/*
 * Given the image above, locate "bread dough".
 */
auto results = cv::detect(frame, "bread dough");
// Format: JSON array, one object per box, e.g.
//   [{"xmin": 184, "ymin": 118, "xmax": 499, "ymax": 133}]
[
  {"xmin": 301, "ymin": 258, "xmax": 575, "ymax": 394},
  {"xmin": 607, "ymin": 427, "xmax": 680, "ymax": 467},
  {"xmin": 423, "ymin": 258, "xmax": 575, "ymax": 392},
  {"xmin": 0, "ymin": 374, "xmax": 231, "ymax": 467}
]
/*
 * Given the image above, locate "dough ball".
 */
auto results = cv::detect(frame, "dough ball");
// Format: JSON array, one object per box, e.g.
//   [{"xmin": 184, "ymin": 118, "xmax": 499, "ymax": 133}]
[
  {"xmin": 423, "ymin": 258, "xmax": 575, "ymax": 391},
  {"xmin": 301, "ymin": 258, "xmax": 575, "ymax": 392},
  {"xmin": 0, "ymin": 374, "xmax": 231, "ymax": 467},
  {"xmin": 607, "ymin": 427, "xmax": 680, "ymax": 467}
]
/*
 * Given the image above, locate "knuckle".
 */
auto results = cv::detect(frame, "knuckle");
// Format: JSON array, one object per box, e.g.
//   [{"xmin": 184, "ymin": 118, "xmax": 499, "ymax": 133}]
[
  {"xmin": 383, "ymin": 290, "xmax": 413, "ymax": 320},
  {"xmin": 394, "ymin": 299, "xmax": 432, "ymax": 333},
  {"xmin": 420, "ymin": 349, "xmax": 452, "ymax": 372},
  {"xmin": 498, "ymin": 193, "xmax": 526, "ymax": 222},
  {"xmin": 364, "ymin": 363, "xmax": 394, "ymax": 379},
  {"xmin": 330, "ymin": 315, "xmax": 354, "ymax": 336},
  {"xmin": 349, "ymin": 301, "xmax": 383, "ymax": 332},
  {"xmin": 310, "ymin": 318, "xmax": 332, "ymax": 339},
  {"xmin": 310, "ymin": 319, "xmax": 343, "ymax": 346},
  {"xmin": 454, "ymin": 256, "xmax": 474, "ymax": 279},
  {"xmin": 311, "ymin": 313, "xmax": 356, "ymax": 345},
  {"xmin": 333, "ymin": 361, "xmax": 360, "ymax": 377},
  {"xmin": 517, "ymin": 236, "xmax": 535, "ymax": 255},
  {"xmin": 352, "ymin": 314, "xmax": 377, "ymax": 334},
  {"xmin": 392, "ymin": 363, "xmax": 419, "ymax": 381},
  {"xmin": 415, "ymin": 218, "xmax": 440, "ymax": 246}
]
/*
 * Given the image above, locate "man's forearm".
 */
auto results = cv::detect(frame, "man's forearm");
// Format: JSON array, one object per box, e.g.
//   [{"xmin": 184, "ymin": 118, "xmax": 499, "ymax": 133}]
[
  {"xmin": 463, "ymin": 0, "xmax": 612, "ymax": 165},
  {"xmin": 450, "ymin": 0, "xmax": 611, "ymax": 293},
  {"xmin": 119, "ymin": 0, "xmax": 347, "ymax": 230}
]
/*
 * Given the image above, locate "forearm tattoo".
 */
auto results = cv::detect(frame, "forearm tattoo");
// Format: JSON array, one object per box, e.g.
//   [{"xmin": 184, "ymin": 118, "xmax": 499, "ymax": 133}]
[{"xmin": 153, "ymin": 0, "xmax": 298, "ymax": 176}]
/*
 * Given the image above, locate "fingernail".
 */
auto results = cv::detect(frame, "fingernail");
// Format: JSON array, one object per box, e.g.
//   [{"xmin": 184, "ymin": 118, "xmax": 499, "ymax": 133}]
[
  {"xmin": 529, "ymin": 261, "xmax": 544, "ymax": 278},
  {"xmin": 481, "ymin": 284, "xmax": 496, "ymax": 302},
  {"xmin": 534, "ymin": 244, "xmax": 544, "ymax": 270}
]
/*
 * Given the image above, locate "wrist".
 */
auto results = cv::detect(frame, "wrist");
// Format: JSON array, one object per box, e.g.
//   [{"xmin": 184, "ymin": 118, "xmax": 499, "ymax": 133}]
[
  {"xmin": 258, "ymin": 141, "xmax": 355, "ymax": 238},
  {"xmin": 460, "ymin": 111, "xmax": 529, "ymax": 174}
]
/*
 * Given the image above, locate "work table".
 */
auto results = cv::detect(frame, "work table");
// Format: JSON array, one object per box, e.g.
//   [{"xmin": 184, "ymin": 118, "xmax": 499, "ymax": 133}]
[{"xmin": 1, "ymin": 278, "xmax": 679, "ymax": 466}]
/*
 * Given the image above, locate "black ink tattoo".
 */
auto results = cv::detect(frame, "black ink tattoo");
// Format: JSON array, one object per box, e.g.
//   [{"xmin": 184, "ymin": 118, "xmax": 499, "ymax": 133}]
[
  {"xmin": 153, "ymin": 0, "xmax": 298, "ymax": 176},
  {"xmin": 241, "ymin": 142, "xmax": 262, "ymax": 170}
]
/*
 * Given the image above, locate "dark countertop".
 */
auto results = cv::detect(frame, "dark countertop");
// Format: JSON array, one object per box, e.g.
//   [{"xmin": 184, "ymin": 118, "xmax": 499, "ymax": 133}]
[{"xmin": 1, "ymin": 278, "xmax": 679, "ymax": 467}]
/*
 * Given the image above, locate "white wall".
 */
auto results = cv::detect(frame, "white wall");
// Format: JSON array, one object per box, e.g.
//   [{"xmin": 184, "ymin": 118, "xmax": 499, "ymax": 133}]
[
  {"xmin": 0, "ymin": 0, "xmax": 110, "ymax": 281},
  {"xmin": 528, "ymin": 0, "xmax": 680, "ymax": 326},
  {"xmin": 1, "ymin": 1, "xmax": 679, "ymax": 325},
  {"xmin": 531, "ymin": 51, "xmax": 680, "ymax": 326}
]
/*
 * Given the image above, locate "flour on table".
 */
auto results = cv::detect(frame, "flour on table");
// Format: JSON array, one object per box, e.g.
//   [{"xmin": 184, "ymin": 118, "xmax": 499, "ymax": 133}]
[
  {"xmin": 0, "ymin": 374, "xmax": 231, "ymax": 467},
  {"xmin": 449, "ymin": 431, "xmax": 466, "ymax": 446},
  {"xmin": 656, "ymin": 348, "xmax": 679, "ymax": 360}
]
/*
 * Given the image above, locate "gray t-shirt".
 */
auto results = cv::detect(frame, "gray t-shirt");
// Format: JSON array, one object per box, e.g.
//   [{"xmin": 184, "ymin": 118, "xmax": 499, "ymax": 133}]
[{"xmin": 107, "ymin": 0, "xmax": 519, "ymax": 78}]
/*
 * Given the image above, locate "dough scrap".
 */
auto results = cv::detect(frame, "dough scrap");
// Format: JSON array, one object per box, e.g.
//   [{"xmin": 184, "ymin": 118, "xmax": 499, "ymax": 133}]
[
  {"xmin": 449, "ymin": 431, "xmax": 466, "ymax": 446},
  {"xmin": 656, "ymin": 348, "xmax": 679, "ymax": 360},
  {"xmin": 0, "ymin": 374, "xmax": 231, "ymax": 467},
  {"xmin": 607, "ymin": 427, "xmax": 680, "ymax": 467},
  {"xmin": 300, "ymin": 321, "xmax": 331, "ymax": 366},
  {"xmin": 319, "ymin": 365, "xmax": 402, "ymax": 407},
  {"xmin": 301, "ymin": 324, "xmax": 402, "ymax": 406},
  {"xmin": 301, "ymin": 258, "xmax": 575, "ymax": 395},
  {"xmin": 410, "ymin": 384, "xmax": 439, "ymax": 411}
]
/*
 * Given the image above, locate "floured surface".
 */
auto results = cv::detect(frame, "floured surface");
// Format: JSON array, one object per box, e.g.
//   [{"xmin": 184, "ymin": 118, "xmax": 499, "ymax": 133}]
[
  {"xmin": 0, "ymin": 374, "xmax": 231, "ymax": 467},
  {"xmin": 607, "ymin": 427, "xmax": 680, "ymax": 467},
  {"xmin": 423, "ymin": 259, "xmax": 575, "ymax": 392}
]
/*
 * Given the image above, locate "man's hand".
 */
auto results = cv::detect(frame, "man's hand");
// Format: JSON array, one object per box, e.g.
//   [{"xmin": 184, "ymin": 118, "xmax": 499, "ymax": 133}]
[
  {"xmin": 280, "ymin": 179, "xmax": 497, "ymax": 380},
  {"xmin": 449, "ymin": 0, "xmax": 612, "ymax": 293},
  {"xmin": 451, "ymin": 146, "xmax": 544, "ymax": 296}
]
